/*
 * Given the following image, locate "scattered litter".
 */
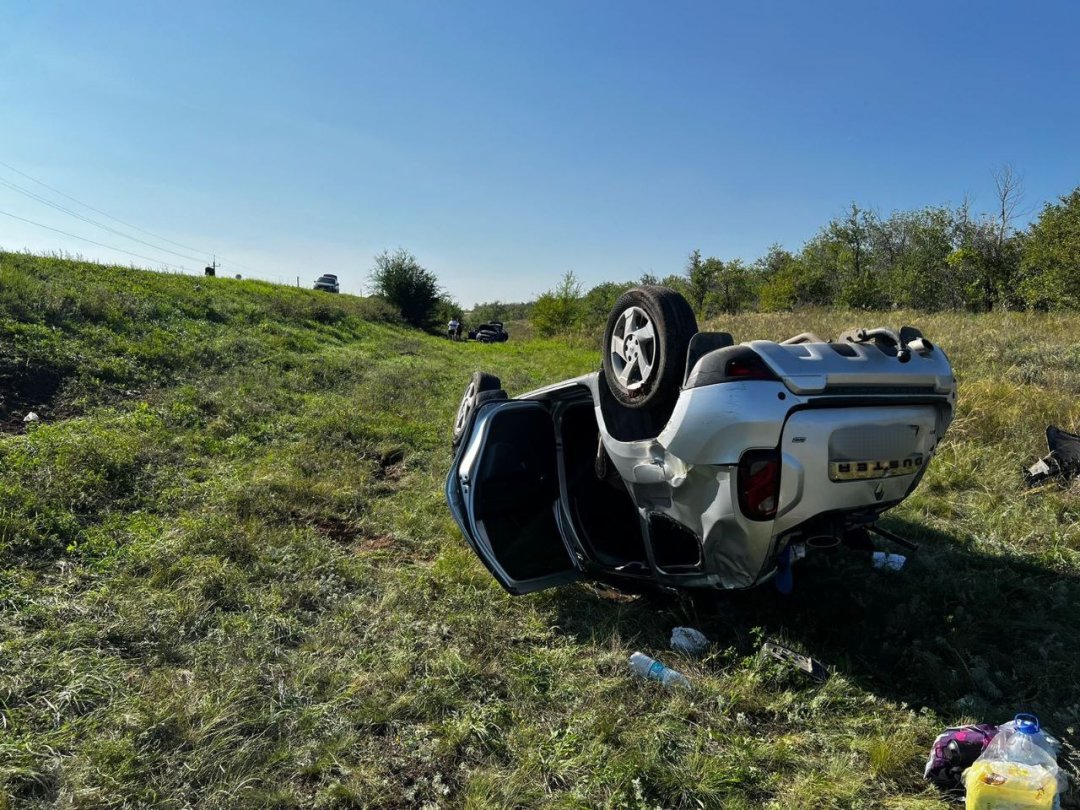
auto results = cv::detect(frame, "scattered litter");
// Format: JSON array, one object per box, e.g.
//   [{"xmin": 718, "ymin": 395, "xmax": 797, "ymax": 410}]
[
  {"xmin": 872, "ymin": 551, "xmax": 907, "ymax": 571},
  {"xmin": 964, "ymin": 713, "xmax": 1066, "ymax": 809},
  {"xmin": 23, "ymin": 411, "xmax": 40, "ymax": 423},
  {"xmin": 1025, "ymin": 425, "xmax": 1080, "ymax": 486},
  {"xmin": 760, "ymin": 640, "xmax": 828, "ymax": 682},
  {"xmin": 629, "ymin": 651, "xmax": 691, "ymax": 689},
  {"xmin": 923, "ymin": 723, "xmax": 998, "ymax": 791},
  {"xmin": 670, "ymin": 626, "xmax": 710, "ymax": 656}
]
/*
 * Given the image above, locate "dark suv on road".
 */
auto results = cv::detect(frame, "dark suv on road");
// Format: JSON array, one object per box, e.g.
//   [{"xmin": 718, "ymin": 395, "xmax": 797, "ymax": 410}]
[{"xmin": 314, "ymin": 274, "xmax": 339, "ymax": 293}]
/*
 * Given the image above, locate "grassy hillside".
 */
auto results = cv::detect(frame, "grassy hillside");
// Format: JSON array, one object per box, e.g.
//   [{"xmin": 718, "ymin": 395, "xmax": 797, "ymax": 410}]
[{"xmin": 1, "ymin": 252, "xmax": 1079, "ymax": 809}]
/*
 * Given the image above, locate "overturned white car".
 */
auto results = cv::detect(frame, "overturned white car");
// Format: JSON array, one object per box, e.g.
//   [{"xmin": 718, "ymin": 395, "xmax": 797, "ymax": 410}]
[{"xmin": 446, "ymin": 286, "xmax": 957, "ymax": 595}]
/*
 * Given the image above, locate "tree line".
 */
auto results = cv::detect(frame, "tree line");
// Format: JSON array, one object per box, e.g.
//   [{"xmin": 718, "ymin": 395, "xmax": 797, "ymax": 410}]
[
  {"xmin": 368, "ymin": 174, "xmax": 1080, "ymax": 335},
  {"xmin": 487, "ymin": 174, "xmax": 1080, "ymax": 337}
]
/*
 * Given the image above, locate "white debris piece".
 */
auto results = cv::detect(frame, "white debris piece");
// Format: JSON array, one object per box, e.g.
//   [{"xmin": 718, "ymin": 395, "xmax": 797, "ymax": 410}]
[
  {"xmin": 23, "ymin": 412, "xmax": 40, "ymax": 423},
  {"xmin": 872, "ymin": 551, "xmax": 906, "ymax": 571},
  {"xmin": 670, "ymin": 626, "xmax": 710, "ymax": 656}
]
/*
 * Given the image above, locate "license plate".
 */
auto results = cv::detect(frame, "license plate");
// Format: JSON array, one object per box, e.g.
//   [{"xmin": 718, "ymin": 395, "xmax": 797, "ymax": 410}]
[{"xmin": 829, "ymin": 455, "xmax": 924, "ymax": 481}]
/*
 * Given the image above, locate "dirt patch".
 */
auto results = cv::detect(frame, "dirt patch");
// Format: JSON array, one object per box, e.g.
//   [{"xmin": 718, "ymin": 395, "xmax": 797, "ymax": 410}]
[
  {"xmin": 0, "ymin": 361, "xmax": 66, "ymax": 433},
  {"xmin": 309, "ymin": 516, "xmax": 357, "ymax": 544},
  {"xmin": 308, "ymin": 517, "xmax": 394, "ymax": 553},
  {"xmin": 358, "ymin": 534, "xmax": 395, "ymax": 551},
  {"xmin": 372, "ymin": 449, "xmax": 406, "ymax": 481}
]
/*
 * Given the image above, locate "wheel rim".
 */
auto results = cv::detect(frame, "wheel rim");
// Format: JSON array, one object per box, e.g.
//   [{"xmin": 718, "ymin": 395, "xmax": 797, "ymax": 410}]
[
  {"xmin": 609, "ymin": 306, "xmax": 657, "ymax": 392},
  {"xmin": 454, "ymin": 382, "xmax": 477, "ymax": 435}
]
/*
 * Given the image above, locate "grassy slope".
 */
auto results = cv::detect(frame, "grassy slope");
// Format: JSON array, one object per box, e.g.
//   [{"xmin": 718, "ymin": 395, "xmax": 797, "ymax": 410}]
[{"xmin": 1, "ymin": 252, "xmax": 1079, "ymax": 809}]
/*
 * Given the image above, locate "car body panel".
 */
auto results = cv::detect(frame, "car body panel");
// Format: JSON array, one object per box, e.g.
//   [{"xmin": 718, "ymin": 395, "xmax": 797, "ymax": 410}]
[
  {"xmin": 750, "ymin": 339, "xmax": 955, "ymax": 395},
  {"xmin": 659, "ymin": 380, "xmax": 795, "ymax": 465},
  {"xmin": 773, "ymin": 404, "xmax": 944, "ymax": 530}
]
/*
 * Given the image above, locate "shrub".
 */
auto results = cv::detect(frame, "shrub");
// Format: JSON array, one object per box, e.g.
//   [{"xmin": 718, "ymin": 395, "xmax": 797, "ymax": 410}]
[{"xmin": 369, "ymin": 249, "xmax": 443, "ymax": 329}]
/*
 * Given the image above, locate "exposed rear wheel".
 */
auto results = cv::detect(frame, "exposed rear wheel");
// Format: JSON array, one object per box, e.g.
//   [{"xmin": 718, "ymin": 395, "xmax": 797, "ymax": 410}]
[{"xmin": 602, "ymin": 286, "xmax": 697, "ymax": 411}]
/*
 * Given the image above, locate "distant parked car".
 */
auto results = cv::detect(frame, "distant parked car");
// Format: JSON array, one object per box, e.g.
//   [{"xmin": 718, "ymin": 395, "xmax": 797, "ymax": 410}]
[
  {"xmin": 314, "ymin": 274, "xmax": 339, "ymax": 293},
  {"xmin": 468, "ymin": 321, "xmax": 509, "ymax": 343}
]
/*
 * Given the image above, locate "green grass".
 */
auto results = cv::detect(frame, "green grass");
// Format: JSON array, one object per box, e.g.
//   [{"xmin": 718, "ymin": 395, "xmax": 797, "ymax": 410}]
[{"xmin": 1, "ymin": 251, "xmax": 1079, "ymax": 808}]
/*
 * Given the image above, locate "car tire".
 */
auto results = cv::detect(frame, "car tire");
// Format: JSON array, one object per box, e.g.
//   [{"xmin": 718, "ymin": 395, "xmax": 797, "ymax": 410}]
[
  {"xmin": 602, "ymin": 286, "xmax": 698, "ymax": 410},
  {"xmin": 452, "ymin": 371, "xmax": 507, "ymax": 449}
]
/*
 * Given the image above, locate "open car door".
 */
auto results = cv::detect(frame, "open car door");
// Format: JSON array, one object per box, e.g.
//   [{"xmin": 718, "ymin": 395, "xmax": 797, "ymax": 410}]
[{"xmin": 447, "ymin": 400, "xmax": 582, "ymax": 594}]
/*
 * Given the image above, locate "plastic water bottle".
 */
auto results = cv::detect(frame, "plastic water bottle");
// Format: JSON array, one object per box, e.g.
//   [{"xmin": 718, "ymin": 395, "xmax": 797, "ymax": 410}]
[
  {"xmin": 995, "ymin": 716, "xmax": 1062, "ymax": 760},
  {"xmin": 964, "ymin": 713, "xmax": 1065, "ymax": 809},
  {"xmin": 629, "ymin": 652, "xmax": 690, "ymax": 689}
]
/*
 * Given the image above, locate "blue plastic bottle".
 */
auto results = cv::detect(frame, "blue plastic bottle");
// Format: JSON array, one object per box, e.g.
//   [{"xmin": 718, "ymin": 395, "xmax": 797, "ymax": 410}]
[{"xmin": 629, "ymin": 652, "xmax": 691, "ymax": 689}]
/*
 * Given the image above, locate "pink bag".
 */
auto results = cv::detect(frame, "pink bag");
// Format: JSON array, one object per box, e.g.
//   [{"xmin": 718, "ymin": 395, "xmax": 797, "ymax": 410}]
[{"xmin": 923, "ymin": 724, "xmax": 999, "ymax": 791}]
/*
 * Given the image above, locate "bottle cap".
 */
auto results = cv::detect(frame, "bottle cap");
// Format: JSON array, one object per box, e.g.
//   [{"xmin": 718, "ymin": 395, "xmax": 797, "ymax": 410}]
[{"xmin": 1014, "ymin": 713, "xmax": 1040, "ymax": 735}]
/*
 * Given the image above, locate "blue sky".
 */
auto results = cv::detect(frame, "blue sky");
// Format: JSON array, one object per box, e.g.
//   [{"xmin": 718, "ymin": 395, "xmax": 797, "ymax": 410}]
[{"xmin": 2, "ymin": 1, "xmax": 1079, "ymax": 306}]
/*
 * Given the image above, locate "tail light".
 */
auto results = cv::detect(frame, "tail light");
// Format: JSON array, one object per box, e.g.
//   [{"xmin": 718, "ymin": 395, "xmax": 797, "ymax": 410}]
[
  {"xmin": 685, "ymin": 346, "xmax": 780, "ymax": 388},
  {"xmin": 725, "ymin": 353, "xmax": 779, "ymax": 381},
  {"xmin": 738, "ymin": 449, "xmax": 781, "ymax": 520}
]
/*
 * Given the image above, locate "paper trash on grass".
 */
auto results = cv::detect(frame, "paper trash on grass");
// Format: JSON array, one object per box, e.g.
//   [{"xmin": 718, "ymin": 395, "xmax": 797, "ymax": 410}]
[
  {"xmin": 1025, "ymin": 425, "xmax": 1080, "ymax": 486},
  {"xmin": 670, "ymin": 627, "xmax": 710, "ymax": 656},
  {"xmin": 760, "ymin": 640, "xmax": 828, "ymax": 682}
]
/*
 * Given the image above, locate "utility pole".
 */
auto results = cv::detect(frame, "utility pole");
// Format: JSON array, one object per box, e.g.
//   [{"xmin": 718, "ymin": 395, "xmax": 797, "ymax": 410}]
[{"xmin": 204, "ymin": 256, "xmax": 219, "ymax": 277}]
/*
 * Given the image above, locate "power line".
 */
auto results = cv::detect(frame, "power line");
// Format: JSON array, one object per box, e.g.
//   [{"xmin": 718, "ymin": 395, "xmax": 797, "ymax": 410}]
[
  {"xmin": 0, "ymin": 176, "xmax": 207, "ymax": 264},
  {"xmin": 0, "ymin": 158, "xmax": 261, "ymax": 277},
  {"xmin": 218, "ymin": 258, "xmax": 259, "ymax": 274},
  {"xmin": 0, "ymin": 207, "xmax": 194, "ymax": 272},
  {"xmin": 0, "ymin": 158, "xmax": 209, "ymax": 256}
]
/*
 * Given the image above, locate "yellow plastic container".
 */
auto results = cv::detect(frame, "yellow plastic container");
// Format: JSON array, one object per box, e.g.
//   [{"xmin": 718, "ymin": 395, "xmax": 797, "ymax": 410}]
[{"xmin": 964, "ymin": 759, "xmax": 1058, "ymax": 809}]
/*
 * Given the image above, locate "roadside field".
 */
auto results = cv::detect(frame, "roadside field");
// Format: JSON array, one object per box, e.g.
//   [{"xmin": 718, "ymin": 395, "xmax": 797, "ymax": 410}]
[{"xmin": 2, "ymin": 253, "xmax": 1079, "ymax": 808}]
